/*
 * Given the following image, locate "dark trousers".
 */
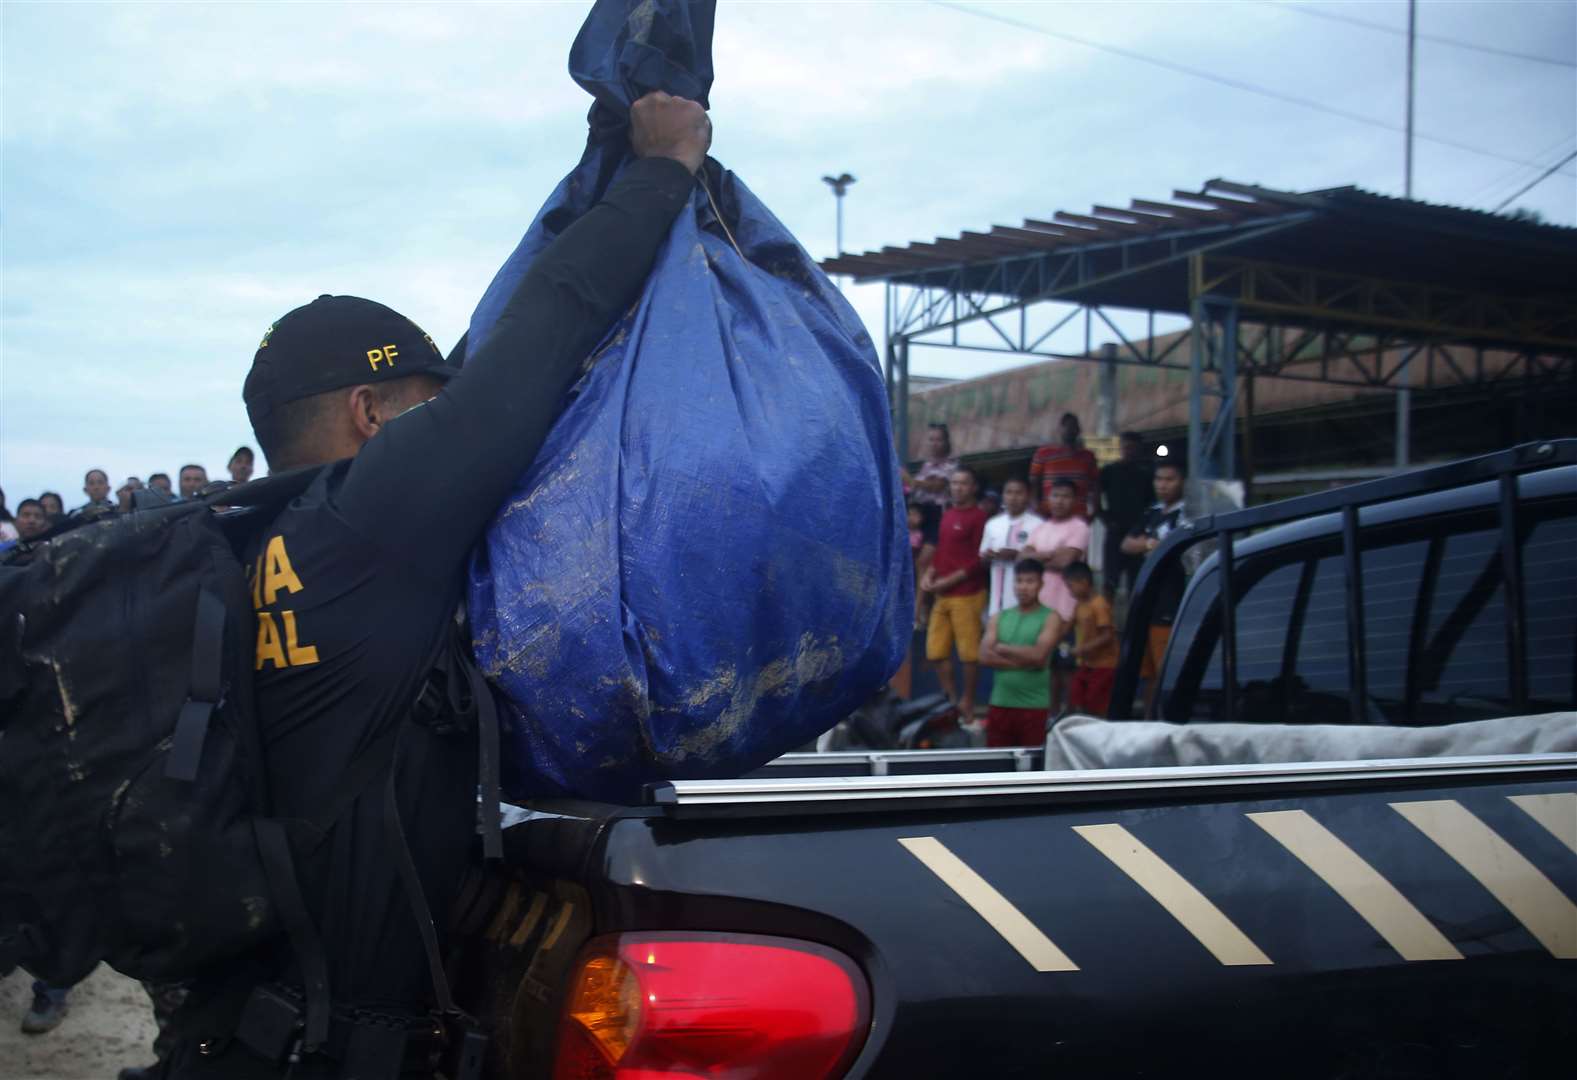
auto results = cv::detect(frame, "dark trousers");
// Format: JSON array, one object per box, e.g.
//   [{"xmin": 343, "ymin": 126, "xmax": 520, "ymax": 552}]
[
  {"xmin": 1103, "ymin": 528, "xmax": 1142, "ymax": 595},
  {"xmin": 143, "ymin": 980, "xmax": 189, "ymax": 1061}
]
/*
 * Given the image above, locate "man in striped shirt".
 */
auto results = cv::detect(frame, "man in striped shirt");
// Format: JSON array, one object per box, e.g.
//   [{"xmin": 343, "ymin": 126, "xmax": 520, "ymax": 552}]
[{"xmin": 1029, "ymin": 412, "xmax": 1099, "ymax": 521}]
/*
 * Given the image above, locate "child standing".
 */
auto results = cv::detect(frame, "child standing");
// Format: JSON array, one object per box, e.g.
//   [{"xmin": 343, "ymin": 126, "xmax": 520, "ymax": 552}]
[
  {"xmin": 979, "ymin": 558, "xmax": 1061, "ymax": 746},
  {"xmin": 1062, "ymin": 561, "xmax": 1119, "ymax": 717},
  {"xmin": 908, "ymin": 501, "xmax": 936, "ymax": 630}
]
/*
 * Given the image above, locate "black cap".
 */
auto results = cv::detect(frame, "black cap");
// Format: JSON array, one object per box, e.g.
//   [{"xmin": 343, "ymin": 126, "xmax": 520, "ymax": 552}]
[{"xmin": 243, "ymin": 295, "xmax": 460, "ymax": 428}]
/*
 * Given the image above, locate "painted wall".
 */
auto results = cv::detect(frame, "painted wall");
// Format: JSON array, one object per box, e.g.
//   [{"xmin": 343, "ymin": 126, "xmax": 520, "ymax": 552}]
[{"xmin": 903, "ymin": 333, "xmax": 1528, "ymax": 460}]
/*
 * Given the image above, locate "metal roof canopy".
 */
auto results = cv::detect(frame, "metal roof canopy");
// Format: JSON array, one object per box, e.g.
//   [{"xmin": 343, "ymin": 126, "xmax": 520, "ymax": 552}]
[{"xmin": 822, "ymin": 179, "xmax": 1577, "ymax": 481}]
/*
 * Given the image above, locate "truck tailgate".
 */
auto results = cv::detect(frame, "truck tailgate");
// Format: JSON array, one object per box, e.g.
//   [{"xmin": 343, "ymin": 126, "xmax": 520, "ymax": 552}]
[{"xmin": 564, "ymin": 759, "xmax": 1577, "ymax": 1077}]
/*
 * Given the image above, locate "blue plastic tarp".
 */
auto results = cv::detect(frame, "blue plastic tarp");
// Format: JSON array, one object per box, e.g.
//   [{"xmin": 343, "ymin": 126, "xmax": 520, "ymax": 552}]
[{"xmin": 467, "ymin": 0, "xmax": 911, "ymax": 803}]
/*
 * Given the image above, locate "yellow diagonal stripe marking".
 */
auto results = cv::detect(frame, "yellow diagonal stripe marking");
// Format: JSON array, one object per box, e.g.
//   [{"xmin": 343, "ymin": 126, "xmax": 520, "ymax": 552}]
[
  {"xmin": 899, "ymin": 836, "xmax": 1079, "ymax": 972},
  {"xmin": 507, "ymin": 891, "xmax": 549, "ymax": 948},
  {"xmin": 484, "ymin": 882, "xmax": 522, "ymax": 944},
  {"xmin": 1392, "ymin": 799, "xmax": 1577, "ymax": 960},
  {"xmin": 1248, "ymin": 810, "xmax": 1461, "ymax": 961},
  {"xmin": 1508, "ymin": 793, "xmax": 1577, "ymax": 857},
  {"xmin": 1074, "ymin": 823, "xmax": 1272, "ymax": 966},
  {"xmin": 540, "ymin": 900, "xmax": 576, "ymax": 952}
]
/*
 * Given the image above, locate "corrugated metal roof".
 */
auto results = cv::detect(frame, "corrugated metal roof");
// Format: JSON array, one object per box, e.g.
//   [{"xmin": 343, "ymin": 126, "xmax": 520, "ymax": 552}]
[{"xmin": 819, "ymin": 179, "xmax": 1577, "ymax": 303}]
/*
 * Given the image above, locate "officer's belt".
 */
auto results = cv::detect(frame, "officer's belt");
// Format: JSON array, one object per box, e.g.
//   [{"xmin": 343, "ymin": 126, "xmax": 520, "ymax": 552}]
[{"xmin": 234, "ymin": 983, "xmax": 477, "ymax": 1079}]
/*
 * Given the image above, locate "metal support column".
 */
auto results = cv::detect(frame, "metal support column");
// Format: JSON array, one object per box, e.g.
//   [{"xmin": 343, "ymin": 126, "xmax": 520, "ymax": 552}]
[
  {"xmin": 1097, "ymin": 341, "xmax": 1119, "ymax": 437},
  {"xmin": 1396, "ymin": 358, "xmax": 1412, "ymax": 467},
  {"xmin": 1242, "ymin": 371, "xmax": 1256, "ymax": 503},
  {"xmin": 884, "ymin": 284, "xmax": 897, "ymax": 436},
  {"xmin": 1217, "ymin": 302, "xmax": 1239, "ymax": 480},
  {"xmin": 1189, "ymin": 296, "xmax": 1240, "ymax": 482},
  {"xmin": 896, "ymin": 336, "xmax": 911, "ymax": 464},
  {"xmin": 1188, "ymin": 296, "xmax": 1206, "ymax": 484}
]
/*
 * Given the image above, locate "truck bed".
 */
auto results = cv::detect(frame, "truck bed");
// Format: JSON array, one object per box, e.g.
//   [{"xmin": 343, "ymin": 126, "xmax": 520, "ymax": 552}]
[{"xmin": 458, "ymin": 746, "xmax": 1577, "ymax": 1078}]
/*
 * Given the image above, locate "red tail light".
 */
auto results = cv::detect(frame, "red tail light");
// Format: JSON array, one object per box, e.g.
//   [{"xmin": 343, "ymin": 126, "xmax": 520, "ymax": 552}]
[{"xmin": 552, "ymin": 932, "xmax": 871, "ymax": 1080}]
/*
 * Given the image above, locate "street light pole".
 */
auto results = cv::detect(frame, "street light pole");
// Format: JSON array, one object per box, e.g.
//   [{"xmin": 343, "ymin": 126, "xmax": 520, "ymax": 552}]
[
  {"xmin": 1404, "ymin": 0, "xmax": 1416, "ymax": 200},
  {"xmin": 1397, "ymin": 0, "xmax": 1416, "ymax": 468},
  {"xmin": 821, "ymin": 172, "xmax": 856, "ymax": 257}
]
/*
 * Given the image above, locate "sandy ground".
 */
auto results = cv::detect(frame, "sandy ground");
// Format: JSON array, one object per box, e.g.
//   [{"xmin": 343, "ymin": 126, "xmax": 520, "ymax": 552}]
[{"xmin": 0, "ymin": 966, "xmax": 159, "ymax": 1080}]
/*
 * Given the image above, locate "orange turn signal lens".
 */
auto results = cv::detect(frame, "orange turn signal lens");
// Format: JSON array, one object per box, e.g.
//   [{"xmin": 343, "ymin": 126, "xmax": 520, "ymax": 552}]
[{"xmin": 563, "ymin": 952, "xmax": 643, "ymax": 1066}]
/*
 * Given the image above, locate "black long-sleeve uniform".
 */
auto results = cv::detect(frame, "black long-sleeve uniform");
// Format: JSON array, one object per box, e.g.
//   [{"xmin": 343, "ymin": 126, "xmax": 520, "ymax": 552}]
[{"xmin": 164, "ymin": 156, "xmax": 695, "ymax": 1078}]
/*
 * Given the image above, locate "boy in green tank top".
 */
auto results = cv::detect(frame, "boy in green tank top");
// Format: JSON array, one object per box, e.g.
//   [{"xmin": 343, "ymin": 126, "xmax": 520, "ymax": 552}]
[{"xmin": 979, "ymin": 558, "xmax": 1064, "ymax": 746}]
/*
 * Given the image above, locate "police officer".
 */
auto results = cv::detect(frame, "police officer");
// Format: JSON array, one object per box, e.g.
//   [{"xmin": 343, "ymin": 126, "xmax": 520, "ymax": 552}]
[{"xmin": 156, "ymin": 91, "xmax": 711, "ymax": 1079}]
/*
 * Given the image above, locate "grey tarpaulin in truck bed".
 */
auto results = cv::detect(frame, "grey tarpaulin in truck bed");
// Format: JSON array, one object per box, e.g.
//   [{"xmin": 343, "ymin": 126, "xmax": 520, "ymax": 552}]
[{"xmin": 1044, "ymin": 713, "xmax": 1577, "ymax": 770}]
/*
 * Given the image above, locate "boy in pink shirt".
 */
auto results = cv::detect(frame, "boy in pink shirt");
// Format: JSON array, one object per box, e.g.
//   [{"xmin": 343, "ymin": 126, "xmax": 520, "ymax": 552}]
[{"xmin": 1021, "ymin": 477, "xmax": 1091, "ymax": 710}]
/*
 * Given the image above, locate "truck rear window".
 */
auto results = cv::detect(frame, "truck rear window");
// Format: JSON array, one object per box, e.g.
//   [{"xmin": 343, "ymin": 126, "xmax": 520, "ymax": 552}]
[
  {"xmin": 1159, "ymin": 498, "xmax": 1576, "ymax": 725},
  {"xmin": 1524, "ymin": 513, "xmax": 1577, "ymax": 707}
]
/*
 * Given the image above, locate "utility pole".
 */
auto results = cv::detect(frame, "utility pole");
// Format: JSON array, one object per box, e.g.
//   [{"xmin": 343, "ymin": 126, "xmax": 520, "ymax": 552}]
[
  {"xmin": 1405, "ymin": 0, "xmax": 1416, "ymax": 199},
  {"xmin": 1397, "ymin": 0, "xmax": 1416, "ymax": 468},
  {"xmin": 822, "ymin": 173, "xmax": 856, "ymax": 258}
]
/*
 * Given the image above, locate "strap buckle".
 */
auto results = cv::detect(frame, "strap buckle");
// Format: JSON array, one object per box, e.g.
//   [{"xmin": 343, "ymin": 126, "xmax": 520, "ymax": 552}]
[{"xmin": 234, "ymin": 985, "xmax": 304, "ymax": 1067}]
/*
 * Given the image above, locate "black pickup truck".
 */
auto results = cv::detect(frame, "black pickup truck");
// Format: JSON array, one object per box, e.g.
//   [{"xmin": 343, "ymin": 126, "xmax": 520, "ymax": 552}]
[{"xmin": 453, "ymin": 443, "xmax": 1577, "ymax": 1079}]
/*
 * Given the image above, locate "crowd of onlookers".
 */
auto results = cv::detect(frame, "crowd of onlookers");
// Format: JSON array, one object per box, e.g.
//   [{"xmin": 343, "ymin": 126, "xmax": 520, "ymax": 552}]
[
  {"xmin": 904, "ymin": 413, "xmax": 1189, "ymax": 745},
  {"xmin": 0, "ymin": 448, "xmax": 256, "ymax": 548}
]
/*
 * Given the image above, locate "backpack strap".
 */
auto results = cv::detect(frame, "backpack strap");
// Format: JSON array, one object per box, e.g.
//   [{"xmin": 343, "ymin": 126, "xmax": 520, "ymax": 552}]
[
  {"xmin": 379, "ymin": 660, "xmax": 504, "ymax": 1021},
  {"xmin": 408, "ymin": 624, "xmax": 503, "ymax": 862},
  {"xmin": 469, "ymin": 662, "xmax": 504, "ymax": 862},
  {"xmin": 382, "ymin": 723, "xmax": 457, "ymax": 1017},
  {"xmin": 165, "ymin": 588, "xmax": 226, "ymax": 782},
  {"xmin": 203, "ymin": 462, "xmax": 339, "ymax": 511},
  {"xmin": 251, "ymin": 818, "xmax": 332, "ymax": 1051}
]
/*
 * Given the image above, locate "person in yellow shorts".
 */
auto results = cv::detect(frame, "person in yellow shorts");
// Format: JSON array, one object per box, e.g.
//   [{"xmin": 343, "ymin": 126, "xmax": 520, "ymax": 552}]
[{"xmin": 920, "ymin": 467, "xmax": 990, "ymax": 720}]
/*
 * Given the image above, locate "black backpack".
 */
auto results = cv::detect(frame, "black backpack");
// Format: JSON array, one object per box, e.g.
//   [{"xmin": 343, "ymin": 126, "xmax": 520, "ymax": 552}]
[
  {"xmin": 0, "ymin": 470, "xmax": 500, "ymax": 1062},
  {"xmin": 0, "ymin": 472, "xmax": 324, "ymax": 988}
]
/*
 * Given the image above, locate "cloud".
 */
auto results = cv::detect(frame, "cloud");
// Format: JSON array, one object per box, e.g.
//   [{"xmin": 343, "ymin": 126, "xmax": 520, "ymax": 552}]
[{"xmin": 2, "ymin": 0, "xmax": 1573, "ymax": 501}]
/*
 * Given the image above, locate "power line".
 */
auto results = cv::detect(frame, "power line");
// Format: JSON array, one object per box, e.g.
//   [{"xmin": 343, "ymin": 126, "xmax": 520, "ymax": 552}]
[
  {"xmin": 1468, "ymin": 132, "xmax": 1576, "ymax": 203},
  {"xmin": 930, "ymin": 1, "xmax": 1577, "ymax": 178},
  {"xmin": 1278, "ymin": 2, "xmax": 1577, "ymax": 69},
  {"xmin": 1493, "ymin": 148, "xmax": 1577, "ymax": 211}
]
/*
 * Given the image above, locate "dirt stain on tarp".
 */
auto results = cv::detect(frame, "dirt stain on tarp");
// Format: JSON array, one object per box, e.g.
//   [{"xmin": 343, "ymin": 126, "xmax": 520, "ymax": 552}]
[
  {"xmin": 628, "ymin": 0, "xmax": 657, "ymax": 40},
  {"xmin": 681, "ymin": 667, "xmax": 737, "ymax": 711},
  {"xmin": 829, "ymin": 547, "xmax": 878, "ymax": 610},
  {"xmin": 667, "ymin": 633, "xmax": 842, "ymax": 762},
  {"xmin": 498, "ymin": 453, "xmax": 583, "ymax": 523},
  {"xmin": 486, "ymin": 554, "xmax": 613, "ymax": 682},
  {"xmin": 488, "ymin": 620, "xmax": 560, "ymax": 682},
  {"xmin": 600, "ymin": 673, "xmax": 652, "ymax": 724}
]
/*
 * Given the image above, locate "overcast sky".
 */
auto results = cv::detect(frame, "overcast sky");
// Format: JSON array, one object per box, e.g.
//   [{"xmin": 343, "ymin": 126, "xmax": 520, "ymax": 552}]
[{"xmin": 3, "ymin": 0, "xmax": 1573, "ymax": 505}]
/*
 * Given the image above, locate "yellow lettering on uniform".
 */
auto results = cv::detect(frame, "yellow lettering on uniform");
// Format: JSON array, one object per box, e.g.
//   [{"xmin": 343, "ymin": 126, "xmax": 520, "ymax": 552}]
[
  {"xmin": 262, "ymin": 535, "xmax": 305, "ymax": 605},
  {"xmin": 255, "ymin": 612, "xmax": 287, "ymax": 670},
  {"xmin": 383, "ymin": 343, "xmax": 398, "ymax": 365},
  {"xmin": 251, "ymin": 553, "xmax": 264, "ymax": 609},
  {"xmin": 282, "ymin": 611, "xmax": 320, "ymax": 667},
  {"xmin": 367, "ymin": 348, "xmax": 385, "ymax": 371}
]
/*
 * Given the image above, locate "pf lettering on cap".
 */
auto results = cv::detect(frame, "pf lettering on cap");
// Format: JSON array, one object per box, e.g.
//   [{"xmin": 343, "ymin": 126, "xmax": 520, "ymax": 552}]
[{"xmin": 366, "ymin": 343, "xmax": 399, "ymax": 371}]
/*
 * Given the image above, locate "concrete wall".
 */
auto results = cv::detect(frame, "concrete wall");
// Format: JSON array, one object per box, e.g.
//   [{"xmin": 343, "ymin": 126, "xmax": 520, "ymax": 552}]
[{"xmin": 903, "ymin": 334, "xmax": 1532, "ymax": 461}]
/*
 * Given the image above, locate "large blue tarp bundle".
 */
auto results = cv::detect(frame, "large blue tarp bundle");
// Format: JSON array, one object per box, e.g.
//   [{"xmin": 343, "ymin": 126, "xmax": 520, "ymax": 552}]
[{"xmin": 466, "ymin": 0, "xmax": 911, "ymax": 803}]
